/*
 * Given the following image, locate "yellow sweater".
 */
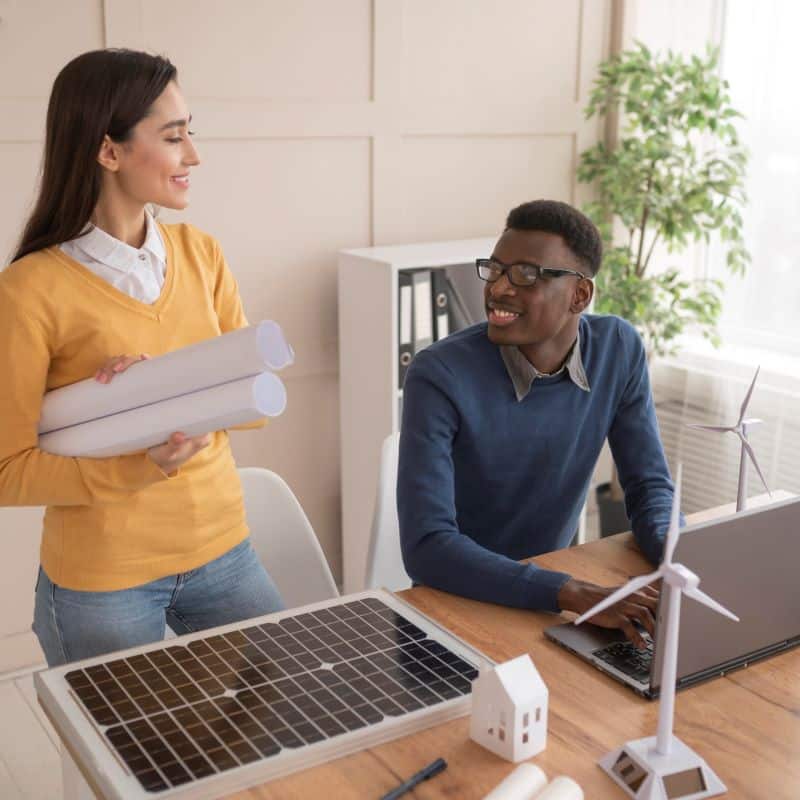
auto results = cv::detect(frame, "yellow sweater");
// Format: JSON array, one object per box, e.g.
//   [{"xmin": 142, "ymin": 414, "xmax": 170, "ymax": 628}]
[{"xmin": 0, "ymin": 223, "xmax": 261, "ymax": 591}]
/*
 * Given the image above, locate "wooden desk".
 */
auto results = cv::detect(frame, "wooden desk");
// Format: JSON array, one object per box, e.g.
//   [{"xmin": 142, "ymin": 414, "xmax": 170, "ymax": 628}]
[{"xmin": 230, "ymin": 494, "xmax": 800, "ymax": 799}]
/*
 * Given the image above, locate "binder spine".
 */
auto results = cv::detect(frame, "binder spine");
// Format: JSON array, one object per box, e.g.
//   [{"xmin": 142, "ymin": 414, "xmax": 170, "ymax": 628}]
[
  {"xmin": 398, "ymin": 272, "xmax": 413, "ymax": 388},
  {"xmin": 411, "ymin": 270, "xmax": 434, "ymax": 356},
  {"xmin": 432, "ymin": 269, "xmax": 451, "ymax": 341}
]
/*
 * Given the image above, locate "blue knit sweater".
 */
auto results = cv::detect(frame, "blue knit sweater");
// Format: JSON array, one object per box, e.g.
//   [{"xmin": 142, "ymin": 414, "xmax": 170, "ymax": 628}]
[{"xmin": 397, "ymin": 315, "xmax": 674, "ymax": 612}]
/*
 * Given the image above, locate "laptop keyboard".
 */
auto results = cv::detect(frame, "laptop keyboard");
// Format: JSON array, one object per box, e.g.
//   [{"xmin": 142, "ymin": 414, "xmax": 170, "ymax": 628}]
[{"xmin": 593, "ymin": 639, "xmax": 653, "ymax": 684}]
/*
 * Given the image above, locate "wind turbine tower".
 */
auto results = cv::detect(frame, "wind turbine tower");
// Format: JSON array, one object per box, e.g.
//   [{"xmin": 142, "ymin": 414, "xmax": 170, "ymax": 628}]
[{"xmin": 574, "ymin": 465, "xmax": 739, "ymax": 799}]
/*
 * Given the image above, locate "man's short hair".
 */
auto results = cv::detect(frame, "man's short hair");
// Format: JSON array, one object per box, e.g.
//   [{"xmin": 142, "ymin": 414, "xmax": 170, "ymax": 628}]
[{"xmin": 505, "ymin": 199, "xmax": 603, "ymax": 276}]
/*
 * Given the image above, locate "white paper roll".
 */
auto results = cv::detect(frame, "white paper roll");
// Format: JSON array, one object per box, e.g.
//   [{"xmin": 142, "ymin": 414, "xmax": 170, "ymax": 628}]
[
  {"xmin": 482, "ymin": 763, "xmax": 548, "ymax": 800},
  {"xmin": 38, "ymin": 320, "xmax": 294, "ymax": 434},
  {"xmin": 38, "ymin": 373, "xmax": 286, "ymax": 458},
  {"xmin": 533, "ymin": 776, "xmax": 583, "ymax": 800}
]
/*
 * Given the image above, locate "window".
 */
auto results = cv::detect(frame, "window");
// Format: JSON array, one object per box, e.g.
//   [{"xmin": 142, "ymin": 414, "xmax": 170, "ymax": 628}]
[
  {"xmin": 522, "ymin": 712, "xmax": 529, "ymax": 728},
  {"xmin": 705, "ymin": 1, "xmax": 800, "ymax": 356}
]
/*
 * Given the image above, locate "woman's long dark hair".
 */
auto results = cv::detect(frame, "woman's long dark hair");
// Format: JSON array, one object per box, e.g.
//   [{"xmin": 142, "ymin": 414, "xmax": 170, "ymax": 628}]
[{"xmin": 12, "ymin": 49, "xmax": 176, "ymax": 263}]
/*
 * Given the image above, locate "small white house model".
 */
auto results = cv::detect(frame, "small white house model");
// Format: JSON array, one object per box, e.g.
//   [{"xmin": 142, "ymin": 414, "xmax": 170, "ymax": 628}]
[{"xmin": 469, "ymin": 654, "xmax": 548, "ymax": 762}]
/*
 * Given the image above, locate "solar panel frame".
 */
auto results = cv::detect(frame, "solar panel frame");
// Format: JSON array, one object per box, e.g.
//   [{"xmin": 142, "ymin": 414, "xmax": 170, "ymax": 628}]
[{"xmin": 35, "ymin": 589, "xmax": 494, "ymax": 800}]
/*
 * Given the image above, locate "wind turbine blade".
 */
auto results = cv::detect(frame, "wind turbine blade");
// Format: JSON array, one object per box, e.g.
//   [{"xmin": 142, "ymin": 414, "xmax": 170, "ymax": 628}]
[
  {"xmin": 737, "ymin": 366, "xmax": 760, "ymax": 426},
  {"xmin": 686, "ymin": 424, "xmax": 735, "ymax": 433},
  {"xmin": 684, "ymin": 586, "xmax": 739, "ymax": 622},
  {"xmin": 739, "ymin": 434, "xmax": 771, "ymax": 495},
  {"xmin": 662, "ymin": 463, "xmax": 683, "ymax": 564},
  {"xmin": 573, "ymin": 570, "xmax": 662, "ymax": 626}
]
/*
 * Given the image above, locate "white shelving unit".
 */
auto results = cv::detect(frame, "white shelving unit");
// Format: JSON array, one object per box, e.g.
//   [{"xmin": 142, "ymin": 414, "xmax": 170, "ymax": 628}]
[{"xmin": 337, "ymin": 237, "xmax": 495, "ymax": 593}]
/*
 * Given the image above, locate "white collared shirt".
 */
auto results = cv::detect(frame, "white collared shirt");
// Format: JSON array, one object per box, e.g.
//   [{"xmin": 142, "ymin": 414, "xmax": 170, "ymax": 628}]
[{"xmin": 59, "ymin": 210, "xmax": 166, "ymax": 304}]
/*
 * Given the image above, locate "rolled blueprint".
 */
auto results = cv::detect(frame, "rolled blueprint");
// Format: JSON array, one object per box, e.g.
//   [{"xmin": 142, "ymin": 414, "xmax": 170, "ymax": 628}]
[
  {"xmin": 38, "ymin": 373, "xmax": 286, "ymax": 458},
  {"xmin": 39, "ymin": 320, "xmax": 293, "ymax": 434},
  {"xmin": 533, "ymin": 777, "xmax": 583, "ymax": 800},
  {"xmin": 482, "ymin": 763, "xmax": 548, "ymax": 800}
]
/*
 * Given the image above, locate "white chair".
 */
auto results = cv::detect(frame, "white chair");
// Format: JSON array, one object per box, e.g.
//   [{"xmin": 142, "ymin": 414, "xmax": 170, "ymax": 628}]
[
  {"xmin": 365, "ymin": 432, "xmax": 412, "ymax": 591},
  {"xmin": 1, "ymin": 506, "xmax": 46, "ymax": 669},
  {"xmin": 237, "ymin": 466, "xmax": 339, "ymax": 607}
]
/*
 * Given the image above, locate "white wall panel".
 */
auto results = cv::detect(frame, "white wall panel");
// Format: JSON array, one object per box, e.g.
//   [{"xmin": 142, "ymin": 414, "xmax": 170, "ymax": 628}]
[
  {"xmin": 159, "ymin": 137, "xmax": 371, "ymax": 378},
  {"xmin": 402, "ymin": 0, "xmax": 582, "ymax": 106},
  {"xmin": 396, "ymin": 134, "xmax": 574, "ymax": 242},
  {"xmin": 139, "ymin": 0, "xmax": 373, "ymax": 101},
  {"xmin": 0, "ymin": 0, "xmax": 103, "ymax": 97}
]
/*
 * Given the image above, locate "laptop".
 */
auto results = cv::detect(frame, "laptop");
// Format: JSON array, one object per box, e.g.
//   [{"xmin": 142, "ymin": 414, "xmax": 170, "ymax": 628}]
[{"xmin": 544, "ymin": 495, "xmax": 800, "ymax": 699}]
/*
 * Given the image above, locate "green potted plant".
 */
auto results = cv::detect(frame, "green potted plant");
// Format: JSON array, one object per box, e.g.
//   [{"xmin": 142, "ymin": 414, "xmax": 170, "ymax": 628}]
[{"xmin": 577, "ymin": 43, "xmax": 749, "ymax": 535}]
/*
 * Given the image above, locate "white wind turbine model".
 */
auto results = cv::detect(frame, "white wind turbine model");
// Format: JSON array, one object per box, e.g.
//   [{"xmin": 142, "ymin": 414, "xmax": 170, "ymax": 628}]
[
  {"xmin": 687, "ymin": 366, "xmax": 770, "ymax": 511},
  {"xmin": 574, "ymin": 464, "xmax": 739, "ymax": 799}
]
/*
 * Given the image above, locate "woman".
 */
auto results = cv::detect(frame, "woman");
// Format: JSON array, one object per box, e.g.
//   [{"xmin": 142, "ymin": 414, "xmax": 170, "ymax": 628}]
[{"xmin": 0, "ymin": 49, "xmax": 284, "ymax": 667}]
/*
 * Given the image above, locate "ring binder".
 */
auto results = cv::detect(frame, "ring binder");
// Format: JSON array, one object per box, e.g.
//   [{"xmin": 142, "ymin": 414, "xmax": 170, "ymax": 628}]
[
  {"xmin": 397, "ymin": 267, "xmax": 477, "ymax": 389},
  {"xmin": 398, "ymin": 272, "xmax": 413, "ymax": 388},
  {"xmin": 412, "ymin": 270, "xmax": 434, "ymax": 355},
  {"xmin": 432, "ymin": 269, "xmax": 451, "ymax": 341}
]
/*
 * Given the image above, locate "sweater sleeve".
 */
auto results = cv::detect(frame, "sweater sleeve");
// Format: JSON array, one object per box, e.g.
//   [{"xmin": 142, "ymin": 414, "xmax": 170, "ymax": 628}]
[
  {"xmin": 607, "ymin": 322, "xmax": 675, "ymax": 564},
  {"xmin": 212, "ymin": 237, "xmax": 249, "ymax": 333},
  {"xmin": 210, "ymin": 237, "xmax": 267, "ymax": 432},
  {"xmin": 0, "ymin": 286, "xmax": 171, "ymax": 507},
  {"xmin": 397, "ymin": 350, "xmax": 571, "ymax": 612}
]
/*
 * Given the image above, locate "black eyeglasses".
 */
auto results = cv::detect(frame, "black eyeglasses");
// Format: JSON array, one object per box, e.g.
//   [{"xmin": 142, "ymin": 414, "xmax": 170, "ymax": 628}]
[{"xmin": 476, "ymin": 257, "xmax": 589, "ymax": 288}]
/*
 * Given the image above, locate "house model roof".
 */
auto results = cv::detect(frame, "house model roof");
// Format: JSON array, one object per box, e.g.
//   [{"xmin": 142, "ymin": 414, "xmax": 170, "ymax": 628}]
[{"xmin": 489, "ymin": 654, "xmax": 547, "ymax": 704}]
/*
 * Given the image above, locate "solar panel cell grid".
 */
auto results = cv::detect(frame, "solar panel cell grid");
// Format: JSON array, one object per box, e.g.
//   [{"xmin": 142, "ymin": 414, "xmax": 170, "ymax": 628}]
[{"xmin": 64, "ymin": 597, "xmax": 479, "ymax": 794}]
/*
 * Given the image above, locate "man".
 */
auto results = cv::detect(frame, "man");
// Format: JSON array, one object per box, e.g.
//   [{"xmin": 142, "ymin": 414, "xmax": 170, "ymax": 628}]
[{"xmin": 397, "ymin": 199, "xmax": 674, "ymax": 648}]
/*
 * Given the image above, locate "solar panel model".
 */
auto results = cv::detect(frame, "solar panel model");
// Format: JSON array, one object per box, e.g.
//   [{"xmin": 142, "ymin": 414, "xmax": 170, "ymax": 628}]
[{"xmin": 35, "ymin": 590, "xmax": 493, "ymax": 799}]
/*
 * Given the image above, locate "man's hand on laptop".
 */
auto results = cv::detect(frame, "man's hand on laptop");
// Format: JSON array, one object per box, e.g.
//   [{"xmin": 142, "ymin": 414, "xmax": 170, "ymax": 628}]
[{"xmin": 557, "ymin": 578, "xmax": 659, "ymax": 649}]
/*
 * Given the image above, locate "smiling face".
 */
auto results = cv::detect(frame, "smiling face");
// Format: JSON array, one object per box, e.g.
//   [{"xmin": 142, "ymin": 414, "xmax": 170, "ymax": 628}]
[
  {"xmin": 98, "ymin": 81, "xmax": 200, "ymax": 211},
  {"xmin": 484, "ymin": 228, "xmax": 593, "ymax": 349}
]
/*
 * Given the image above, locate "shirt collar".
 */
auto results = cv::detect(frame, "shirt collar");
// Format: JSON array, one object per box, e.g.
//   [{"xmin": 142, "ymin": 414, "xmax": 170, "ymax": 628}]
[
  {"xmin": 500, "ymin": 328, "xmax": 591, "ymax": 401},
  {"xmin": 72, "ymin": 209, "xmax": 165, "ymax": 273}
]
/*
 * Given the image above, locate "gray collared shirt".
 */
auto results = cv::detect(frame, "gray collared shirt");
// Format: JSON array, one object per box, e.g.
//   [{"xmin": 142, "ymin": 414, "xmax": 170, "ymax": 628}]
[{"xmin": 500, "ymin": 330, "xmax": 590, "ymax": 401}]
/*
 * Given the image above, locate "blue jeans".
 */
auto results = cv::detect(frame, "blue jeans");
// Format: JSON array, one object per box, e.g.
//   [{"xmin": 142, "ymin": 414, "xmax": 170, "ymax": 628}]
[{"xmin": 32, "ymin": 538, "xmax": 284, "ymax": 668}]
